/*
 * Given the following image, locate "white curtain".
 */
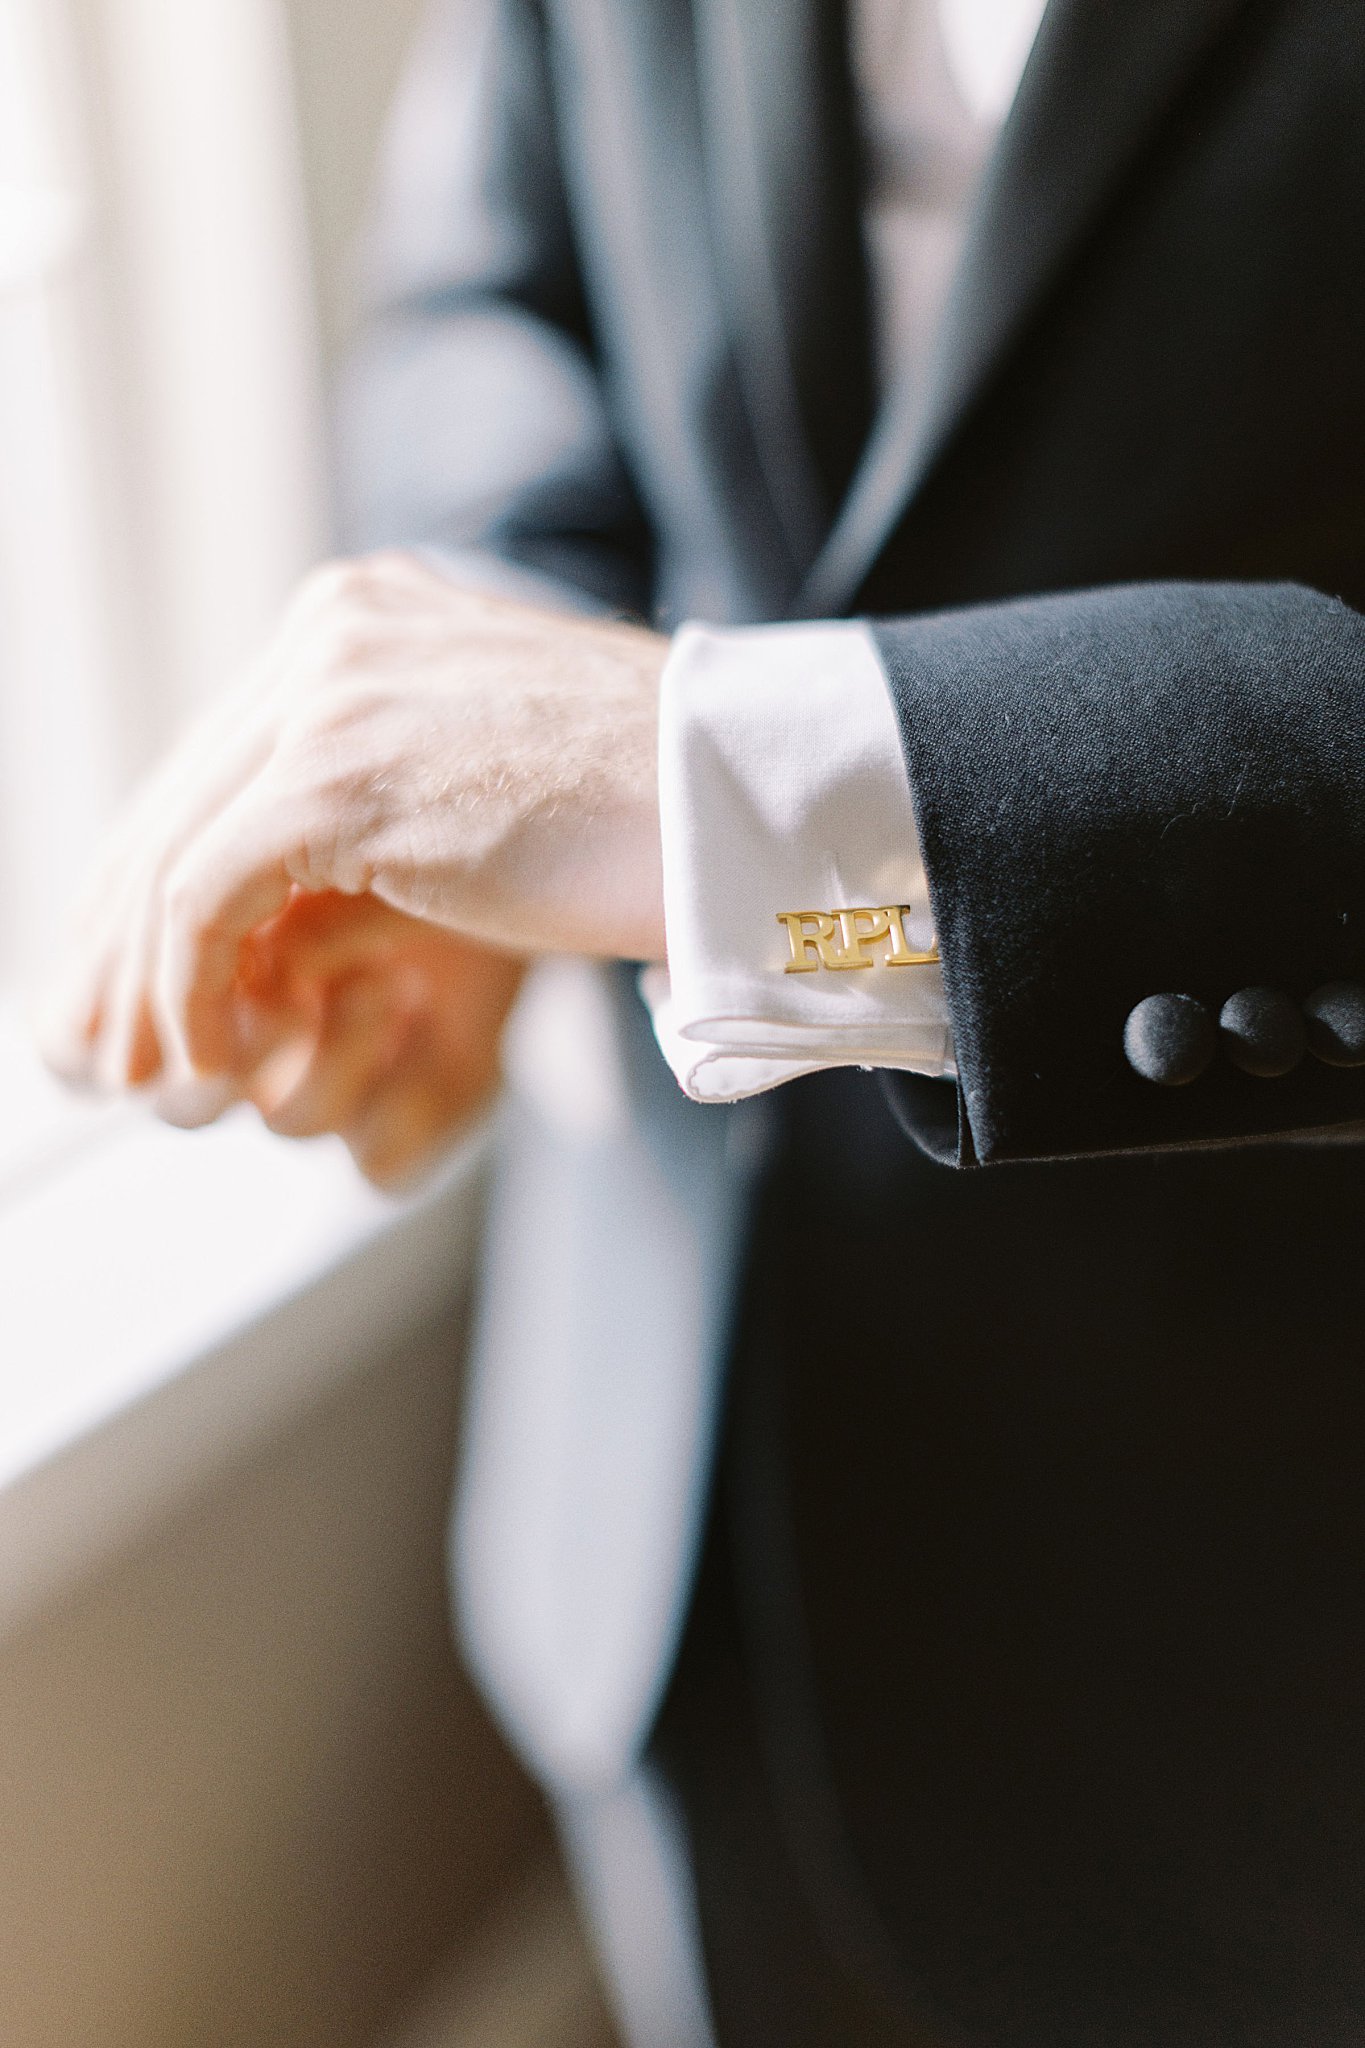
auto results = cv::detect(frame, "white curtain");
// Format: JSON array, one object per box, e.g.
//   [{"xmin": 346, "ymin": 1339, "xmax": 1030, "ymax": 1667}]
[{"xmin": 0, "ymin": 0, "xmax": 326, "ymax": 981}]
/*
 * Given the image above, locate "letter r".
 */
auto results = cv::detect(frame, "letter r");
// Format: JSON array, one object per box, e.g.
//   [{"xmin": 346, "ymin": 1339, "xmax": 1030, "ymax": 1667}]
[{"xmin": 777, "ymin": 911, "xmax": 840, "ymax": 970}]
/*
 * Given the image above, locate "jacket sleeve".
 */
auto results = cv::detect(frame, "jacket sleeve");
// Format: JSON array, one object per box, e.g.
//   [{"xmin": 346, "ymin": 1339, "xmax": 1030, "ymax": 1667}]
[
  {"xmin": 873, "ymin": 580, "xmax": 1365, "ymax": 1166},
  {"xmin": 337, "ymin": 0, "xmax": 651, "ymax": 614}
]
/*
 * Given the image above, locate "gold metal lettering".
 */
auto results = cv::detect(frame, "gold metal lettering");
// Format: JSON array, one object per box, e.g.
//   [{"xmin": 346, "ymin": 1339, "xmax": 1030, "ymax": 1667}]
[
  {"xmin": 777, "ymin": 905, "xmax": 940, "ymax": 972},
  {"xmin": 884, "ymin": 904, "xmax": 939, "ymax": 967},
  {"xmin": 832, "ymin": 906, "xmax": 888, "ymax": 967},
  {"xmin": 776, "ymin": 910, "xmax": 844, "ymax": 971}
]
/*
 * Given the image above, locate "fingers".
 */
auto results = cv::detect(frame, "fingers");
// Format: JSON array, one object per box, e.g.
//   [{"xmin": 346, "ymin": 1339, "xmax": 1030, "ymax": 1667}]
[
  {"xmin": 40, "ymin": 776, "xmax": 297, "ymax": 1102},
  {"xmin": 232, "ymin": 973, "xmax": 483, "ymax": 1190},
  {"xmin": 233, "ymin": 910, "xmax": 522, "ymax": 1182},
  {"xmin": 151, "ymin": 784, "xmax": 303, "ymax": 1076},
  {"xmin": 342, "ymin": 965, "xmax": 518, "ymax": 1191},
  {"xmin": 37, "ymin": 673, "xmax": 282, "ymax": 1090},
  {"xmin": 36, "ymin": 835, "xmax": 164, "ymax": 1088},
  {"xmin": 97, "ymin": 882, "xmax": 166, "ymax": 1091},
  {"xmin": 248, "ymin": 975, "xmax": 406, "ymax": 1139},
  {"xmin": 342, "ymin": 1045, "xmax": 479, "ymax": 1190},
  {"xmin": 145, "ymin": 1070, "xmax": 240, "ymax": 1131},
  {"xmin": 35, "ymin": 563, "xmax": 376, "ymax": 1092},
  {"xmin": 240, "ymin": 889, "xmax": 419, "ymax": 990},
  {"xmin": 253, "ymin": 949, "xmax": 499, "ymax": 1189}
]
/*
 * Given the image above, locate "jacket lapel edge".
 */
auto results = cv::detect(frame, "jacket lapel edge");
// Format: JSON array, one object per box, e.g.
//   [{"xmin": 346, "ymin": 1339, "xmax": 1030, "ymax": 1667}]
[{"xmin": 798, "ymin": 0, "xmax": 1253, "ymax": 619}]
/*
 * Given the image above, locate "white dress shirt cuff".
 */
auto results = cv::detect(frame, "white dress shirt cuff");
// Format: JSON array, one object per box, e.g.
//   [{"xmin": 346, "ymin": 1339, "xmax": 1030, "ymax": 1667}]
[{"xmin": 644, "ymin": 618, "xmax": 956, "ymax": 1103}]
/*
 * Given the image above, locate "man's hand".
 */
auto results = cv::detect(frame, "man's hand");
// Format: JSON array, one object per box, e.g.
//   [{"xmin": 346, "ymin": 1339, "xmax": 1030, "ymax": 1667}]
[
  {"xmin": 38, "ymin": 551, "xmax": 667, "ymax": 1179},
  {"xmin": 235, "ymin": 889, "xmax": 526, "ymax": 1187}
]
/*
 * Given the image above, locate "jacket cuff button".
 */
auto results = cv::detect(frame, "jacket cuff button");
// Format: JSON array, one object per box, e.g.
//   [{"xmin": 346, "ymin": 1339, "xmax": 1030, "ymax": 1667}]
[
  {"xmin": 1123, "ymin": 994, "xmax": 1216, "ymax": 1085},
  {"xmin": 1303, "ymin": 981, "xmax": 1365, "ymax": 1067},
  {"xmin": 1218, "ymin": 986, "xmax": 1306, "ymax": 1077}
]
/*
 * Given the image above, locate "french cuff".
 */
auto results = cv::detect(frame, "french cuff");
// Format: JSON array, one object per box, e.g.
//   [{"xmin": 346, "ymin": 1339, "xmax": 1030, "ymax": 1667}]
[{"xmin": 645, "ymin": 618, "xmax": 956, "ymax": 1104}]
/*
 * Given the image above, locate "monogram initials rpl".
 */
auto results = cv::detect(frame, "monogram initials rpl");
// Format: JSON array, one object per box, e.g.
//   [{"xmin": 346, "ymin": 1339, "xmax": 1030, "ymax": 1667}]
[{"xmin": 776, "ymin": 907, "xmax": 939, "ymax": 972}]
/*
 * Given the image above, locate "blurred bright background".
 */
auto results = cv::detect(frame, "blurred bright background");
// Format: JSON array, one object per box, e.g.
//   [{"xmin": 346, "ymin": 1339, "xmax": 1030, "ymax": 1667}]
[{"xmin": 0, "ymin": 2, "xmax": 615, "ymax": 2041}]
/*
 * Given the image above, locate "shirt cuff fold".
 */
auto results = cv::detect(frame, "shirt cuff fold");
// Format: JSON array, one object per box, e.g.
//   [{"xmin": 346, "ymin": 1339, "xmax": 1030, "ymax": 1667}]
[{"xmin": 648, "ymin": 618, "xmax": 955, "ymax": 1103}]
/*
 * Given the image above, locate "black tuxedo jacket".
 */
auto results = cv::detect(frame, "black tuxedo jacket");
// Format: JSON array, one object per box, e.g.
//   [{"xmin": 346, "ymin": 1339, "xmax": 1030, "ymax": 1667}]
[{"xmin": 346, "ymin": 2, "xmax": 1365, "ymax": 2038}]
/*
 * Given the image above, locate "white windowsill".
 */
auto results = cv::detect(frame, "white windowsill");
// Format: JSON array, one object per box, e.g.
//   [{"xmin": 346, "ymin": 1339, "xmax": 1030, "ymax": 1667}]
[{"xmin": 0, "ymin": 1037, "xmax": 490, "ymax": 1637}]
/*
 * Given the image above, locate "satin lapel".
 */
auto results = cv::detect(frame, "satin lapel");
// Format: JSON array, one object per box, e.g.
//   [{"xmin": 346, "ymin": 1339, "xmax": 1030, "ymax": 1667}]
[
  {"xmin": 694, "ymin": 0, "xmax": 874, "ymax": 592},
  {"xmin": 798, "ymin": 0, "xmax": 1253, "ymax": 618}
]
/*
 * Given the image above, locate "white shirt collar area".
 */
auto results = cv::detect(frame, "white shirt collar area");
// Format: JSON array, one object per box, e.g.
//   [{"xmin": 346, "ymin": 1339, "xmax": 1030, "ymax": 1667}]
[
  {"xmin": 645, "ymin": 620, "xmax": 955, "ymax": 1104},
  {"xmin": 935, "ymin": 0, "xmax": 1050, "ymax": 126}
]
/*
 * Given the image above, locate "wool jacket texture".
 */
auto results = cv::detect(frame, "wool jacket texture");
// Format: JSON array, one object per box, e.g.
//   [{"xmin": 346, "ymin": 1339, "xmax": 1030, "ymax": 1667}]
[{"xmin": 877, "ymin": 582, "xmax": 1365, "ymax": 1164}]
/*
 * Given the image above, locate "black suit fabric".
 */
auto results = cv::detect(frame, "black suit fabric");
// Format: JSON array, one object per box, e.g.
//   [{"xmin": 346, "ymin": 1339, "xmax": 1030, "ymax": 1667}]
[
  {"xmin": 671, "ymin": 3, "xmax": 1365, "ymax": 2038},
  {"xmin": 699, "ymin": 5, "xmax": 1365, "ymax": 2037},
  {"xmin": 677, "ymin": 1086, "xmax": 1365, "ymax": 2048},
  {"xmin": 877, "ymin": 581, "xmax": 1365, "ymax": 1165},
  {"xmin": 343, "ymin": 0, "xmax": 1365, "ymax": 2039},
  {"xmin": 715, "ymin": 8, "xmax": 1365, "ymax": 2036}
]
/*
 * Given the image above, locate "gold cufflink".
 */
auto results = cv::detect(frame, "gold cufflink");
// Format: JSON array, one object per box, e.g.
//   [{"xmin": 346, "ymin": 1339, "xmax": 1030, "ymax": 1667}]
[{"xmin": 776, "ymin": 908, "xmax": 939, "ymax": 973}]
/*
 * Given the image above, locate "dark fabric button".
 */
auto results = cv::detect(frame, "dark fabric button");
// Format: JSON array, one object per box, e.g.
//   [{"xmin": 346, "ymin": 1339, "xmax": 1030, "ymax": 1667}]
[
  {"xmin": 1303, "ymin": 981, "xmax": 1365, "ymax": 1067},
  {"xmin": 1123, "ymin": 994, "xmax": 1215, "ymax": 1085},
  {"xmin": 1218, "ymin": 985, "xmax": 1306, "ymax": 1077}
]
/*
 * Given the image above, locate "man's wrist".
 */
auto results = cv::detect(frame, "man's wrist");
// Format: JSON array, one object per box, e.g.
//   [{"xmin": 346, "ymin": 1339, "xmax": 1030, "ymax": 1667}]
[
  {"xmin": 584, "ymin": 616, "xmax": 667, "ymax": 962},
  {"xmin": 501, "ymin": 611, "xmax": 667, "ymax": 963}
]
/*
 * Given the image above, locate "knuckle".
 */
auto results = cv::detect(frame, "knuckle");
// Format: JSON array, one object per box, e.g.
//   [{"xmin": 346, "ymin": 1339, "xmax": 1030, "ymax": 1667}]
[
  {"xmin": 160, "ymin": 864, "xmax": 196, "ymax": 925},
  {"xmin": 294, "ymin": 559, "xmax": 353, "ymax": 614},
  {"xmin": 286, "ymin": 552, "xmax": 433, "ymax": 690},
  {"xmin": 311, "ymin": 610, "xmax": 376, "ymax": 675},
  {"xmin": 331, "ymin": 556, "xmax": 383, "ymax": 604},
  {"xmin": 362, "ymin": 547, "xmax": 418, "ymax": 582},
  {"xmin": 324, "ymin": 551, "xmax": 411, "ymax": 605},
  {"xmin": 161, "ymin": 861, "xmax": 215, "ymax": 949},
  {"xmin": 294, "ymin": 559, "xmax": 381, "ymax": 636}
]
